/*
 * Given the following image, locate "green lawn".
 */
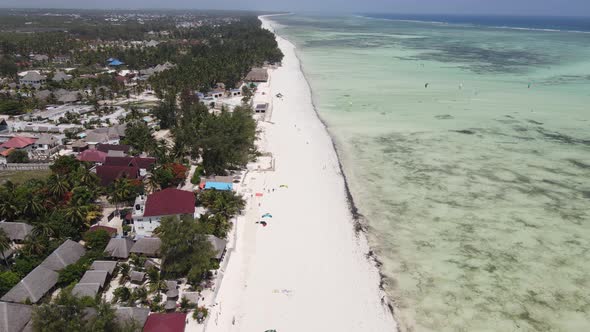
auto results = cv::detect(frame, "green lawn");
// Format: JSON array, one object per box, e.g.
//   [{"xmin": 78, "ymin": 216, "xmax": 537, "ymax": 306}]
[{"xmin": 0, "ymin": 170, "xmax": 52, "ymax": 184}]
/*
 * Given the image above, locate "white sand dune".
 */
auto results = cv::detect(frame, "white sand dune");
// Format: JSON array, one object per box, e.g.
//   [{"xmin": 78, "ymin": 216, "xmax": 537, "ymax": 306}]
[{"xmin": 199, "ymin": 15, "xmax": 397, "ymax": 332}]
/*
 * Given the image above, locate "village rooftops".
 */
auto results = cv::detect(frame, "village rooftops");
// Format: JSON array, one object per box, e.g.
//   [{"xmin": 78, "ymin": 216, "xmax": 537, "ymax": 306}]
[
  {"xmin": 0, "ymin": 302, "xmax": 33, "ymax": 332},
  {"xmin": 77, "ymin": 149, "xmax": 108, "ymax": 163},
  {"xmin": 96, "ymin": 143, "xmax": 130, "ymax": 154},
  {"xmin": 130, "ymin": 271, "xmax": 146, "ymax": 283},
  {"xmin": 207, "ymin": 235, "xmax": 228, "ymax": 260},
  {"xmin": 104, "ymin": 156, "xmax": 156, "ymax": 170},
  {"xmin": 40, "ymin": 239, "xmax": 86, "ymax": 272},
  {"xmin": 165, "ymin": 280, "xmax": 178, "ymax": 298},
  {"xmin": 130, "ymin": 237, "xmax": 161, "ymax": 257},
  {"xmin": 0, "ymin": 136, "xmax": 37, "ymax": 149},
  {"xmin": 105, "ymin": 237, "xmax": 135, "ymax": 259},
  {"xmin": 142, "ymin": 188, "xmax": 195, "ymax": 218},
  {"xmin": 96, "ymin": 165, "xmax": 140, "ymax": 187},
  {"xmin": 72, "ymin": 283, "xmax": 101, "ymax": 298},
  {"xmin": 115, "ymin": 307, "xmax": 150, "ymax": 329},
  {"xmin": 36, "ymin": 134, "xmax": 60, "ymax": 146},
  {"xmin": 1, "ymin": 265, "xmax": 59, "ymax": 303},
  {"xmin": 245, "ymin": 68, "xmax": 268, "ymax": 82},
  {"xmin": 90, "ymin": 260, "xmax": 117, "ymax": 275},
  {"xmin": 87, "ymin": 224, "xmax": 118, "ymax": 237},
  {"xmin": 0, "ymin": 221, "xmax": 33, "ymax": 242},
  {"xmin": 143, "ymin": 313, "xmax": 187, "ymax": 332}
]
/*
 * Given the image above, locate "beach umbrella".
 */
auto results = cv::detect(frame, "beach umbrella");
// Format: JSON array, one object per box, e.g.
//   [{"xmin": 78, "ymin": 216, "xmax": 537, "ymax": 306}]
[{"xmin": 262, "ymin": 213, "xmax": 272, "ymax": 218}]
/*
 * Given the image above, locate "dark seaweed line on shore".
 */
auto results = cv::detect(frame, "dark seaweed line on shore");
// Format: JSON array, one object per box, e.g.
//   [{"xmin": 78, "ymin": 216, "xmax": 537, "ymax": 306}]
[{"xmin": 264, "ymin": 16, "xmax": 401, "ymax": 331}]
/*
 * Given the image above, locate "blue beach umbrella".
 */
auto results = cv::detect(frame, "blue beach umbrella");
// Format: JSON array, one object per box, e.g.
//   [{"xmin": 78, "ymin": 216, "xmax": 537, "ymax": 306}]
[{"xmin": 262, "ymin": 213, "xmax": 272, "ymax": 218}]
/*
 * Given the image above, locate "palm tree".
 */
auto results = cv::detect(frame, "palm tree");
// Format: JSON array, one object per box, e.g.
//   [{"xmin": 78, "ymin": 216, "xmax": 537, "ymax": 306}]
[
  {"xmin": 47, "ymin": 174, "xmax": 71, "ymax": 199},
  {"xmin": 21, "ymin": 234, "xmax": 48, "ymax": 257},
  {"xmin": 22, "ymin": 194, "xmax": 45, "ymax": 218},
  {"xmin": 64, "ymin": 205, "xmax": 88, "ymax": 228},
  {"xmin": 0, "ymin": 229, "xmax": 12, "ymax": 266},
  {"xmin": 0, "ymin": 197, "xmax": 19, "ymax": 221},
  {"xmin": 144, "ymin": 173, "xmax": 160, "ymax": 194},
  {"xmin": 109, "ymin": 178, "xmax": 132, "ymax": 211},
  {"xmin": 31, "ymin": 222, "xmax": 55, "ymax": 239}
]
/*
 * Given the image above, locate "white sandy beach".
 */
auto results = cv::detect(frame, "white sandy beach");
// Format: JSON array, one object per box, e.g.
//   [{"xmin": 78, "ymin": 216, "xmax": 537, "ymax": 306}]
[{"xmin": 198, "ymin": 15, "xmax": 397, "ymax": 332}]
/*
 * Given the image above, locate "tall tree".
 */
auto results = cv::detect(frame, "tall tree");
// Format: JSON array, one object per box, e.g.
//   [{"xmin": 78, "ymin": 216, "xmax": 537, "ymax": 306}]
[{"xmin": 154, "ymin": 215, "xmax": 214, "ymax": 285}]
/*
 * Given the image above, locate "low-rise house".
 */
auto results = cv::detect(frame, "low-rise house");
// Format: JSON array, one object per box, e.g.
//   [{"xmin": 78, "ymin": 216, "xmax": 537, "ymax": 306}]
[
  {"xmin": 104, "ymin": 156, "xmax": 156, "ymax": 176},
  {"xmin": 115, "ymin": 307, "xmax": 150, "ymax": 330},
  {"xmin": 40, "ymin": 239, "xmax": 86, "ymax": 272},
  {"xmin": 31, "ymin": 54, "xmax": 49, "ymax": 62},
  {"xmin": 96, "ymin": 143, "xmax": 130, "ymax": 155},
  {"xmin": 52, "ymin": 71, "xmax": 73, "ymax": 82},
  {"xmin": 255, "ymin": 103, "xmax": 269, "ymax": 113},
  {"xmin": 87, "ymin": 224, "xmax": 118, "ymax": 237},
  {"xmin": 245, "ymin": 67, "xmax": 268, "ymax": 83},
  {"xmin": 72, "ymin": 140, "xmax": 89, "ymax": 153},
  {"xmin": 1, "ymin": 240, "xmax": 86, "ymax": 303},
  {"xmin": 132, "ymin": 189, "xmax": 195, "ymax": 237},
  {"xmin": 229, "ymin": 88, "xmax": 241, "ymax": 97},
  {"xmin": 130, "ymin": 271, "xmax": 146, "ymax": 284},
  {"xmin": 33, "ymin": 134, "xmax": 61, "ymax": 157},
  {"xmin": 72, "ymin": 270, "xmax": 109, "ymax": 298},
  {"xmin": 0, "ymin": 301, "xmax": 33, "ymax": 332},
  {"xmin": 90, "ymin": 260, "xmax": 117, "ymax": 275},
  {"xmin": 143, "ymin": 313, "xmax": 187, "ymax": 332},
  {"xmin": 57, "ymin": 91, "xmax": 81, "ymax": 104},
  {"xmin": 96, "ymin": 165, "xmax": 140, "ymax": 187},
  {"xmin": 207, "ymin": 235, "xmax": 228, "ymax": 261},
  {"xmin": 77, "ymin": 149, "xmax": 108, "ymax": 164},
  {"xmin": 0, "ymin": 118, "xmax": 7, "ymax": 132},
  {"xmin": 130, "ymin": 237, "xmax": 161, "ymax": 257},
  {"xmin": 165, "ymin": 280, "xmax": 178, "ymax": 299},
  {"xmin": 0, "ymin": 136, "xmax": 37, "ymax": 156},
  {"xmin": 19, "ymin": 71, "xmax": 47, "ymax": 88},
  {"xmin": 0, "ymin": 221, "xmax": 33, "ymax": 243},
  {"xmin": 1, "ymin": 265, "xmax": 59, "ymax": 303},
  {"xmin": 104, "ymin": 237, "xmax": 135, "ymax": 259}
]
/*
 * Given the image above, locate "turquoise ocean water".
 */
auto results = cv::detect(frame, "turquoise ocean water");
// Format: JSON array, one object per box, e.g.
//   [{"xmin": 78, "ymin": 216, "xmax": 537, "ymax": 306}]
[{"xmin": 270, "ymin": 15, "xmax": 590, "ymax": 331}]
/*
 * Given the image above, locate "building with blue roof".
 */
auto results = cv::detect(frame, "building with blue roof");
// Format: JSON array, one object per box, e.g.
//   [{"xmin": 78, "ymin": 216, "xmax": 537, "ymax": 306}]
[
  {"xmin": 108, "ymin": 59, "xmax": 124, "ymax": 66},
  {"xmin": 204, "ymin": 182, "xmax": 233, "ymax": 191}
]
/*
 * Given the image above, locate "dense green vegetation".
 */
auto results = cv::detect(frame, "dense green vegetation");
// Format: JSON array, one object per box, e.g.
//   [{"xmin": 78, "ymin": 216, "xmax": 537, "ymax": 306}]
[
  {"xmin": 155, "ymin": 215, "xmax": 214, "ymax": 285},
  {"xmin": 0, "ymin": 156, "xmax": 106, "ymax": 296},
  {"xmin": 32, "ymin": 287, "xmax": 138, "ymax": 332}
]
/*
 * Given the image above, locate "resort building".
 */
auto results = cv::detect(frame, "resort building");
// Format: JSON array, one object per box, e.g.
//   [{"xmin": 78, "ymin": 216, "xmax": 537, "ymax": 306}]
[
  {"xmin": 96, "ymin": 165, "xmax": 140, "ymax": 186},
  {"xmin": 143, "ymin": 313, "xmax": 187, "ymax": 332},
  {"xmin": 52, "ymin": 71, "xmax": 73, "ymax": 82},
  {"xmin": 255, "ymin": 103, "xmax": 269, "ymax": 113},
  {"xmin": 0, "ymin": 302, "xmax": 33, "ymax": 332},
  {"xmin": 1, "ymin": 240, "xmax": 85, "ymax": 304},
  {"xmin": 104, "ymin": 237, "xmax": 135, "ymax": 259},
  {"xmin": 19, "ymin": 71, "xmax": 47, "ymax": 88},
  {"xmin": 245, "ymin": 67, "xmax": 268, "ymax": 83},
  {"xmin": 132, "ymin": 188, "xmax": 196, "ymax": 237},
  {"xmin": 32, "ymin": 134, "xmax": 61, "ymax": 157}
]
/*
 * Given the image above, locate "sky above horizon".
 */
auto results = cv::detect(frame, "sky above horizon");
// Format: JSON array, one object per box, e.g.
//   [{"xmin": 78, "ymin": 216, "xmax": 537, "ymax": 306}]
[{"xmin": 0, "ymin": 0, "xmax": 589, "ymax": 17}]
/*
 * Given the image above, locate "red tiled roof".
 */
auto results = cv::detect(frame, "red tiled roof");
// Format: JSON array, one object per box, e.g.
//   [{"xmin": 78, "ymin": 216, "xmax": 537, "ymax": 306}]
[
  {"xmin": 143, "ymin": 313, "xmax": 186, "ymax": 332},
  {"xmin": 143, "ymin": 188, "xmax": 195, "ymax": 217},
  {"xmin": 0, "ymin": 136, "xmax": 37, "ymax": 149},
  {"xmin": 96, "ymin": 165, "xmax": 139, "ymax": 187},
  {"xmin": 105, "ymin": 156, "xmax": 156, "ymax": 169},
  {"xmin": 0, "ymin": 148, "xmax": 15, "ymax": 157},
  {"xmin": 87, "ymin": 225, "xmax": 118, "ymax": 237},
  {"xmin": 77, "ymin": 149, "xmax": 108, "ymax": 163}
]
